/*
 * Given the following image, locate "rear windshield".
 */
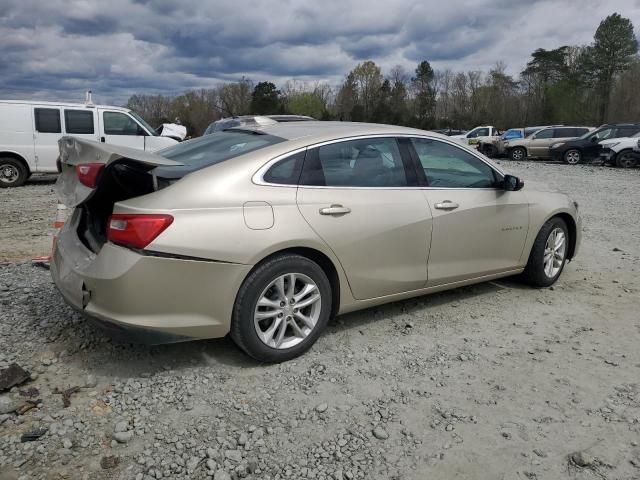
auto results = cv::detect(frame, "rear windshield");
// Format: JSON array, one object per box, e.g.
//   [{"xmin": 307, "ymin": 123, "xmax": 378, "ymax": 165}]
[{"xmin": 159, "ymin": 130, "xmax": 285, "ymax": 168}]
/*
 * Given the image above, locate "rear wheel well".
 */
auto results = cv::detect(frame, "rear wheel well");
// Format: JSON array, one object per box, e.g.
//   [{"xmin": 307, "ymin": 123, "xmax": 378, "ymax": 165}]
[
  {"xmin": 251, "ymin": 247, "xmax": 341, "ymax": 318},
  {"xmin": 0, "ymin": 152, "xmax": 31, "ymax": 177},
  {"xmin": 552, "ymin": 213, "xmax": 577, "ymax": 260}
]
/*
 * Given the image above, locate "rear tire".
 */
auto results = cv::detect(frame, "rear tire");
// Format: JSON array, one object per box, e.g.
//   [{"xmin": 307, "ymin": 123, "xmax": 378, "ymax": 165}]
[
  {"xmin": 563, "ymin": 149, "xmax": 582, "ymax": 165},
  {"xmin": 510, "ymin": 147, "xmax": 526, "ymax": 161},
  {"xmin": 521, "ymin": 217, "xmax": 569, "ymax": 288},
  {"xmin": 0, "ymin": 158, "xmax": 28, "ymax": 188},
  {"xmin": 230, "ymin": 254, "xmax": 332, "ymax": 363},
  {"xmin": 616, "ymin": 150, "xmax": 637, "ymax": 168}
]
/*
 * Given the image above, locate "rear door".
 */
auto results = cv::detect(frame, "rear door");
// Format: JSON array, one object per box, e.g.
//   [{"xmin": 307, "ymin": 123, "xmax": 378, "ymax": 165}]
[
  {"xmin": 98, "ymin": 109, "xmax": 146, "ymax": 150},
  {"xmin": 527, "ymin": 128, "xmax": 554, "ymax": 157},
  {"xmin": 33, "ymin": 107, "xmax": 63, "ymax": 172},
  {"xmin": 408, "ymin": 137, "xmax": 529, "ymax": 286},
  {"xmin": 63, "ymin": 108, "xmax": 99, "ymax": 143},
  {"xmin": 296, "ymin": 136, "xmax": 432, "ymax": 300}
]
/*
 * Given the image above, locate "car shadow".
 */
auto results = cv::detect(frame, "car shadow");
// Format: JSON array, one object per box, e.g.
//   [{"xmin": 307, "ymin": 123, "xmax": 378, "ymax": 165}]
[{"xmin": 26, "ymin": 174, "xmax": 57, "ymax": 185}]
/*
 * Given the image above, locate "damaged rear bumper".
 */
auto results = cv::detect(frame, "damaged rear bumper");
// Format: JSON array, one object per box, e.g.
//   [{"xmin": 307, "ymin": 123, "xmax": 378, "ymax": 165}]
[{"xmin": 51, "ymin": 210, "xmax": 251, "ymax": 345}]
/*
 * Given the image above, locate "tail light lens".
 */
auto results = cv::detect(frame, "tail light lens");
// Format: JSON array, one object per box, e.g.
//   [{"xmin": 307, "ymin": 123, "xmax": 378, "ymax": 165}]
[
  {"xmin": 107, "ymin": 214, "xmax": 174, "ymax": 249},
  {"xmin": 76, "ymin": 163, "xmax": 104, "ymax": 188}
]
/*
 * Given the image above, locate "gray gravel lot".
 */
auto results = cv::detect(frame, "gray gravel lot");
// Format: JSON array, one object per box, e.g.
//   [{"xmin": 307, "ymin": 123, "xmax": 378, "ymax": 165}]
[{"xmin": 1, "ymin": 162, "xmax": 639, "ymax": 480}]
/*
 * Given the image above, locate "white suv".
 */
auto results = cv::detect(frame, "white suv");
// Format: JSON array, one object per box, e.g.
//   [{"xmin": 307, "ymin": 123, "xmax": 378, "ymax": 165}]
[{"xmin": 600, "ymin": 132, "xmax": 640, "ymax": 168}]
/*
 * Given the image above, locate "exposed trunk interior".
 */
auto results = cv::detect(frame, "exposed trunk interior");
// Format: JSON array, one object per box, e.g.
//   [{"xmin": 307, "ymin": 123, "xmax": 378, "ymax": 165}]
[{"xmin": 78, "ymin": 161, "xmax": 157, "ymax": 252}]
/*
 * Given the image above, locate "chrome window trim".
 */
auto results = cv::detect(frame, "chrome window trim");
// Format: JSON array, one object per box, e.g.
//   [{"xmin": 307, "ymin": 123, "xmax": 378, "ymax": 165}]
[{"xmin": 252, "ymin": 133, "xmax": 506, "ymax": 189}]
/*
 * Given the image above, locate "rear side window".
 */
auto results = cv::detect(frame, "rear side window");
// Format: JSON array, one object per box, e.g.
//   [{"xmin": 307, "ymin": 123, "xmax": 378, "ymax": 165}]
[
  {"xmin": 554, "ymin": 128, "xmax": 578, "ymax": 138},
  {"xmin": 64, "ymin": 110, "xmax": 94, "ymax": 134},
  {"xmin": 617, "ymin": 126, "xmax": 640, "ymax": 137},
  {"xmin": 300, "ymin": 137, "xmax": 408, "ymax": 187},
  {"xmin": 263, "ymin": 151, "xmax": 305, "ymax": 185},
  {"xmin": 534, "ymin": 128, "xmax": 553, "ymax": 139},
  {"xmin": 34, "ymin": 108, "xmax": 61, "ymax": 133},
  {"xmin": 410, "ymin": 138, "xmax": 496, "ymax": 188}
]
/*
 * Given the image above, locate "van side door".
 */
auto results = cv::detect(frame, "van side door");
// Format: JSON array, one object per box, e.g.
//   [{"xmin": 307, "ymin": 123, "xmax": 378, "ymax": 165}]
[
  {"xmin": 98, "ymin": 109, "xmax": 146, "ymax": 150},
  {"xmin": 32, "ymin": 107, "xmax": 63, "ymax": 172}
]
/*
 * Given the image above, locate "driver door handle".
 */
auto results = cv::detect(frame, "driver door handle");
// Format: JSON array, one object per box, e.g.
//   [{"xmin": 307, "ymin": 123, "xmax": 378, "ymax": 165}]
[
  {"xmin": 319, "ymin": 204, "xmax": 351, "ymax": 216},
  {"xmin": 434, "ymin": 200, "xmax": 459, "ymax": 210}
]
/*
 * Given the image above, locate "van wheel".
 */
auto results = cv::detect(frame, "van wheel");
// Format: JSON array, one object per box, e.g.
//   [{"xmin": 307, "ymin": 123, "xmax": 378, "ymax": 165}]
[
  {"xmin": 0, "ymin": 158, "xmax": 28, "ymax": 188},
  {"xmin": 231, "ymin": 254, "xmax": 332, "ymax": 363},
  {"xmin": 510, "ymin": 147, "xmax": 526, "ymax": 161}
]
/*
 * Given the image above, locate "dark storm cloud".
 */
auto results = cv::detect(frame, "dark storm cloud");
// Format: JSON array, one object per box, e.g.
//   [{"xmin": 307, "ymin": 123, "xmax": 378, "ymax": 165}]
[{"xmin": 0, "ymin": 0, "xmax": 638, "ymax": 103}]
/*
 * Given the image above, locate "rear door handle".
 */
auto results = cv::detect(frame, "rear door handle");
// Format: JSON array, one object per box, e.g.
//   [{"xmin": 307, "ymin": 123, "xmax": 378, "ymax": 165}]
[
  {"xmin": 319, "ymin": 204, "xmax": 351, "ymax": 216},
  {"xmin": 434, "ymin": 200, "xmax": 459, "ymax": 210}
]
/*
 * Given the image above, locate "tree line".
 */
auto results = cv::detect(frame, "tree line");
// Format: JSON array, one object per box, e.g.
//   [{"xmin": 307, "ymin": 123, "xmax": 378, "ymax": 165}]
[{"xmin": 127, "ymin": 13, "xmax": 639, "ymax": 137}]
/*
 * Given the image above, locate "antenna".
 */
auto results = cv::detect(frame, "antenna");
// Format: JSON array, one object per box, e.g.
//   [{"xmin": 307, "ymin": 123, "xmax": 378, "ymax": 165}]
[{"xmin": 85, "ymin": 90, "xmax": 94, "ymax": 106}]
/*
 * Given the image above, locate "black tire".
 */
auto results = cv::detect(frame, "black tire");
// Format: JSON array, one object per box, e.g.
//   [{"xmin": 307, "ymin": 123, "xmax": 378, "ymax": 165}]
[
  {"xmin": 230, "ymin": 253, "xmax": 332, "ymax": 363},
  {"xmin": 510, "ymin": 147, "xmax": 526, "ymax": 161},
  {"xmin": 483, "ymin": 144, "xmax": 497, "ymax": 158},
  {"xmin": 0, "ymin": 158, "xmax": 28, "ymax": 188},
  {"xmin": 563, "ymin": 149, "xmax": 582, "ymax": 165},
  {"xmin": 615, "ymin": 150, "xmax": 637, "ymax": 169},
  {"xmin": 521, "ymin": 217, "xmax": 569, "ymax": 288}
]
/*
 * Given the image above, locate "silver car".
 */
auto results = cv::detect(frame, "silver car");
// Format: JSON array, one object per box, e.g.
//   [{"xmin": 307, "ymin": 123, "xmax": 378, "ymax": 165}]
[{"xmin": 52, "ymin": 122, "xmax": 581, "ymax": 362}]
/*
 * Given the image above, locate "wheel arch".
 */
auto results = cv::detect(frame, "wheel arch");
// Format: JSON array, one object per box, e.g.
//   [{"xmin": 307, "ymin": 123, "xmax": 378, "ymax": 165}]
[
  {"xmin": 549, "ymin": 212, "xmax": 577, "ymax": 260},
  {"xmin": 0, "ymin": 151, "xmax": 31, "ymax": 176},
  {"xmin": 244, "ymin": 246, "xmax": 342, "ymax": 318}
]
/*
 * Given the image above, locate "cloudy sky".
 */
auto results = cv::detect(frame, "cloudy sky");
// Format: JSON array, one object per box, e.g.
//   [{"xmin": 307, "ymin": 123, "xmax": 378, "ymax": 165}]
[{"xmin": 1, "ymin": 0, "xmax": 639, "ymax": 104}]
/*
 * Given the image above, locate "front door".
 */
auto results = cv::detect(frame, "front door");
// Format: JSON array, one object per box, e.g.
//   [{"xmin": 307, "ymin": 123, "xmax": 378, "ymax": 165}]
[
  {"xmin": 408, "ymin": 137, "xmax": 529, "ymax": 286},
  {"xmin": 33, "ymin": 107, "xmax": 63, "ymax": 172},
  {"xmin": 99, "ymin": 110, "xmax": 145, "ymax": 150},
  {"xmin": 296, "ymin": 137, "xmax": 432, "ymax": 300}
]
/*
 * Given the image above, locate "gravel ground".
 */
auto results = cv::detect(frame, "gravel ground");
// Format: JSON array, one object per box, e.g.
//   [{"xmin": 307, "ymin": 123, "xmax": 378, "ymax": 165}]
[{"xmin": 1, "ymin": 162, "xmax": 639, "ymax": 480}]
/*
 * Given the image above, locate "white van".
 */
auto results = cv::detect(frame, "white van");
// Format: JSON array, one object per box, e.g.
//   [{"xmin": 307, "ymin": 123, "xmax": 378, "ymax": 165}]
[{"xmin": 0, "ymin": 100, "xmax": 178, "ymax": 187}]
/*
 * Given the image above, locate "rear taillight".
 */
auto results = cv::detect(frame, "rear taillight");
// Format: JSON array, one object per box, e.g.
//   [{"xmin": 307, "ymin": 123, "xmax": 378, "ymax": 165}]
[
  {"xmin": 76, "ymin": 163, "xmax": 104, "ymax": 188},
  {"xmin": 107, "ymin": 214, "xmax": 174, "ymax": 249}
]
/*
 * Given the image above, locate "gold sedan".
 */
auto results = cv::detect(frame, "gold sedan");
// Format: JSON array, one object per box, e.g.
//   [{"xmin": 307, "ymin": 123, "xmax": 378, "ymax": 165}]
[{"xmin": 52, "ymin": 122, "xmax": 581, "ymax": 362}]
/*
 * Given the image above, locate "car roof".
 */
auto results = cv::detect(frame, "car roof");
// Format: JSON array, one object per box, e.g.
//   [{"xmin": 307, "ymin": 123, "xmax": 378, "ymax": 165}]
[
  {"xmin": 0, "ymin": 99, "xmax": 130, "ymax": 112},
  {"xmin": 236, "ymin": 121, "xmax": 449, "ymax": 143}
]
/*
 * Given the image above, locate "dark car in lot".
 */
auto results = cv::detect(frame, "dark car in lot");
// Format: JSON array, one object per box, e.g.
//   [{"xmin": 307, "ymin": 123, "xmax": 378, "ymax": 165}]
[{"xmin": 549, "ymin": 123, "xmax": 640, "ymax": 164}]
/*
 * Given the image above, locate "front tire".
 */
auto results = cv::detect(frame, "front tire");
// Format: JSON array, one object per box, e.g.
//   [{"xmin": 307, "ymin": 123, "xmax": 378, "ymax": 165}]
[
  {"xmin": 521, "ymin": 217, "xmax": 569, "ymax": 287},
  {"xmin": 564, "ymin": 149, "xmax": 582, "ymax": 165},
  {"xmin": 230, "ymin": 254, "xmax": 332, "ymax": 363},
  {"xmin": 0, "ymin": 158, "xmax": 28, "ymax": 188},
  {"xmin": 510, "ymin": 147, "xmax": 526, "ymax": 161},
  {"xmin": 616, "ymin": 150, "xmax": 637, "ymax": 168}
]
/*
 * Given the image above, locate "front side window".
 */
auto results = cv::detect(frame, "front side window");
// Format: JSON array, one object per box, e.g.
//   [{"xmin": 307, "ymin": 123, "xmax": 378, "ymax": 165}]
[
  {"xmin": 103, "ymin": 112, "xmax": 143, "ymax": 136},
  {"xmin": 468, "ymin": 128, "xmax": 489, "ymax": 138},
  {"xmin": 410, "ymin": 138, "xmax": 496, "ymax": 188},
  {"xmin": 263, "ymin": 151, "xmax": 305, "ymax": 185},
  {"xmin": 34, "ymin": 108, "xmax": 61, "ymax": 133},
  {"xmin": 64, "ymin": 110, "xmax": 94, "ymax": 134},
  {"xmin": 300, "ymin": 137, "xmax": 407, "ymax": 187},
  {"xmin": 534, "ymin": 128, "xmax": 553, "ymax": 139}
]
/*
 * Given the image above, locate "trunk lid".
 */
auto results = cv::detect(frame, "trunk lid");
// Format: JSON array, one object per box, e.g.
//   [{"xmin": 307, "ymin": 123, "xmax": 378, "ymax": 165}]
[{"xmin": 56, "ymin": 136, "xmax": 183, "ymax": 208}]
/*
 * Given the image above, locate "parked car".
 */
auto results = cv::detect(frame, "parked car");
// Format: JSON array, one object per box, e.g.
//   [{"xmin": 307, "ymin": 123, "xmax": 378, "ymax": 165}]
[
  {"xmin": 549, "ymin": 123, "xmax": 640, "ymax": 165},
  {"xmin": 52, "ymin": 122, "xmax": 581, "ymax": 362},
  {"xmin": 203, "ymin": 115, "xmax": 314, "ymax": 135},
  {"xmin": 156, "ymin": 123, "xmax": 187, "ymax": 141},
  {"xmin": 504, "ymin": 126, "xmax": 594, "ymax": 161},
  {"xmin": 599, "ymin": 131, "xmax": 640, "ymax": 168},
  {"xmin": 0, "ymin": 99, "xmax": 177, "ymax": 188},
  {"xmin": 478, "ymin": 126, "xmax": 549, "ymax": 157},
  {"xmin": 450, "ymin": 126, "xmax": 499, "ymax": 146}
]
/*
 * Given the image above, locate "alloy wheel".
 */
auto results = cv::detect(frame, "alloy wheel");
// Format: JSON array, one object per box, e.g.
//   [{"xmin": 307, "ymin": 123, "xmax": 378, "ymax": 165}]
[
  {"xmin": 618, "ymin": 152, "xmax": 637, "ymax": 168},
  {"xmin": 565, "ymin": 150, "xmax": 581, "ymax": 165},
  {"xmin": 543, "ymin": 228, "xmax": 566, "ymax": 278},
  {"xmin": 254, "ymin": 273, "xmax": 322, "ymax": 349}
]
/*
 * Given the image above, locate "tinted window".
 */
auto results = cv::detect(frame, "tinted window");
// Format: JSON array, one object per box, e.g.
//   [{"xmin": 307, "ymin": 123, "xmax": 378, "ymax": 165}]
[
  {"xmin": 534, "ymin": 129, "xmax": 553, "ymax": 139},
  {"xmin": 589, "ymin": 127, "xmax": 615, "ymax": 141},
  {"xmin": 554, "ymin": 128, "xmax": 578, "ymax": 138},
  {"xmin": 64, "ymin": 110, "xmax": 94, "ymax": 134},
  {"xmin": 301, "ymin": 137, "xmax": 407, "ymax": 187},
  {"xmin": 34, "ymin": 108, "xmax": 61, "ymax": 133},
  {"xmin": 468, "ymin": 128, "xmax": 490, "ymax": 138},
  {"xmin": 617, "ymin": 126, "xmax": 640, "ymax": 138},
  {"xmin": 103, "ymin": 112, "xmax": 142, "ymax": 136},
  {"xmin": 573, "ymin": 128, "xmax": 590, "ymax": 137},
  {"xmin": 410, "ymin": 138, "xmax": 496, "ymax": 188},
  {"xmin": 160, "ymin": 131, "xmax": 285, "ymax": 168},
  {"xmin": 263, "ymin": 151, "xmax": 305, "ymax": 185}
]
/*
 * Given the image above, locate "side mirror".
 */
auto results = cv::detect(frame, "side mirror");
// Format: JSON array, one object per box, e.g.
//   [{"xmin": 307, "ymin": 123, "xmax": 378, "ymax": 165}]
[{"xmin": 503, "ymin": 174, "xmax": 524, "ymax": 191}]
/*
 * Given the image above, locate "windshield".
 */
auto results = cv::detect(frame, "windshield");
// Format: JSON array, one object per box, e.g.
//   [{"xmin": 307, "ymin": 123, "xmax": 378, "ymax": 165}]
[
  {"xmin": 502, "ymin": 129, "xmax": 522, "ymax": 140},
  {"xmin": 130, "ymin": 111, "xmax": 159, "ymax": 136},
  {"xmin": 159, "ymin": 130, "xmax": 285, "ymax": 168}
]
